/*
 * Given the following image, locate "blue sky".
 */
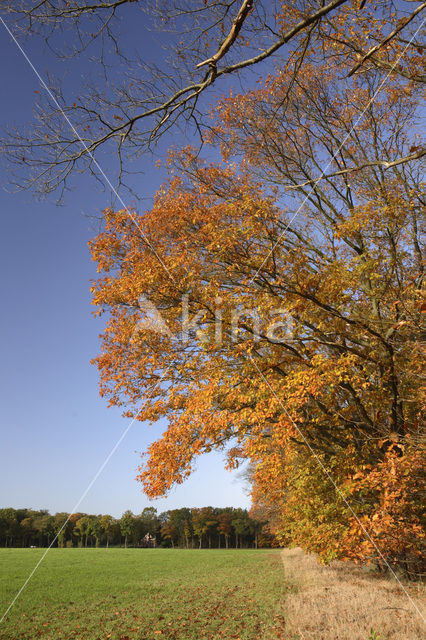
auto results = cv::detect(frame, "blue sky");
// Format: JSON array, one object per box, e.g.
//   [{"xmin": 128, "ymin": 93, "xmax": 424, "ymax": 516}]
[{"xmin": 0, "ymin": 10, "xmax": 251, "ymax": 517}]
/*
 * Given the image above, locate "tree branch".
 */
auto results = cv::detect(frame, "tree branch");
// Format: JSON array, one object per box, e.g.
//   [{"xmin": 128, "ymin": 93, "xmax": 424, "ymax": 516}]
[
  {"xmin": 196, "ymin": 0, "xmax": 254, "ymax": 70},
  {"xmin": 284, "ymin": 149, "xmax": 426, "ymax": 191},
  {"xmin": 347, "ymin": 2, "xmax": 426, "ymax": 78}
]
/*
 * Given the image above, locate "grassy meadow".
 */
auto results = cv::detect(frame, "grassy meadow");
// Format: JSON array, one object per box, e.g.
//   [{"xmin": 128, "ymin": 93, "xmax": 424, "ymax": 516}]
[{"xmin": 0, "ymin": 548, "xmax": 287, "ymax": 640}]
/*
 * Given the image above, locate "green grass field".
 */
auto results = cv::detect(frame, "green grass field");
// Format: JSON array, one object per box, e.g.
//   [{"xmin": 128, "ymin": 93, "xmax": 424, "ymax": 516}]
[{"xmin": 0, "ymin": 549, "xmax": 287, "ymax": 640}]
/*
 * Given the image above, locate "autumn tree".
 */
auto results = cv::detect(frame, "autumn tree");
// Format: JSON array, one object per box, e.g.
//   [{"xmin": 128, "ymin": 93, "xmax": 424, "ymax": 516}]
[
  {"xmin": 90, "ymin": 47, "xmax": 424, "ymax": 571},
  {"xmin": 217, "ymin": 511, "xmax": 234, "ymax": 549},
  {"xmin": 160, "ymin": 516, "xmax": 179, "ymax": 549},
  {"xmin": 191, "ymin": 507, "xmax": 218, "ymax": 549},
  {"xmin": 191, "ymin": 508, "xmax": 208, "ymax": 549}
]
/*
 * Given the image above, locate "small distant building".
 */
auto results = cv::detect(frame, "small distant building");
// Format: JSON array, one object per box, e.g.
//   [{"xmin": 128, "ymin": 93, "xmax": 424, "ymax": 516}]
[{"xmin": 141, "ymin": 533, "xmax": 157, "ymax": 548}]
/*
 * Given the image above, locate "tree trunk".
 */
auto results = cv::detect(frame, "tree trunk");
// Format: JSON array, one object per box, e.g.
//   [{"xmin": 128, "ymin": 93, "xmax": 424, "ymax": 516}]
[
  {"xmin": 124, "ymin": 535, "xmax": 128, "ymax": 548},
  {"xmin": 199, "ymin": 536, "xmax": 202, "ymax": 549}
]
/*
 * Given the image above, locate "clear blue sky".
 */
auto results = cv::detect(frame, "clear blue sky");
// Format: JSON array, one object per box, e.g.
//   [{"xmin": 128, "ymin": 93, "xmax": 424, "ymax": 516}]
[{"xmin": 0, "ymin": 10, "xmax": 250, "ymax": 518}]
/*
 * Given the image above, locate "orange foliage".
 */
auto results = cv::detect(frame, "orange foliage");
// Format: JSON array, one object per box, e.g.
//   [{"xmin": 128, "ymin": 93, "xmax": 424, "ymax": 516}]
[{"xmin": 90, "ymin": 45, "xmax": 424, "ymax": 572}]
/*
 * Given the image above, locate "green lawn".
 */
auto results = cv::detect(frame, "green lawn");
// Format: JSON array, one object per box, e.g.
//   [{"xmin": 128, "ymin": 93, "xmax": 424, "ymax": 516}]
[{"xmin": 0, "ymin": 549, "xmax": 286, "ymax": 640}]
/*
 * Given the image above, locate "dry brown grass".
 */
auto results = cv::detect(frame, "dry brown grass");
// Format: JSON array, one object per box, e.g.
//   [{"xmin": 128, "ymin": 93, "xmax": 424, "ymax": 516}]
[{"xmin": 278, "ymin": 547, "xmax": 425, "ymax": 640}]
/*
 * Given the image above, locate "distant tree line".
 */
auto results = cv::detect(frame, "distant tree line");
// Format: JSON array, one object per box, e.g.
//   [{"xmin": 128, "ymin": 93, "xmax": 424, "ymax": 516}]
[{"xmin": 0, "ymin": 507, "xmax": 275, "ymax": 549}]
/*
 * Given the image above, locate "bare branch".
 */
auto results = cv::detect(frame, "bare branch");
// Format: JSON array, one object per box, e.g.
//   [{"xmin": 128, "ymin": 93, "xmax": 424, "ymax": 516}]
[
  {"xmin": 2, "ymin": 0, "xmax": 424, "ymax": 197},
  {"xmin": 284, "ymin": 149, "xmax": 426, "ymax": 191},
  {"xmin": 196, "ymin": 0, "xmax": 254, "ymax": 69}
]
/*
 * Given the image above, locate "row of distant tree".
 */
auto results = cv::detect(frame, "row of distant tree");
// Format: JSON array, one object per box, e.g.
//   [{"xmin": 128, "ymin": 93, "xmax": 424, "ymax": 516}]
[{"xmin": 0, "ymin": 506, "xmax": 275, "ymax": 549}]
